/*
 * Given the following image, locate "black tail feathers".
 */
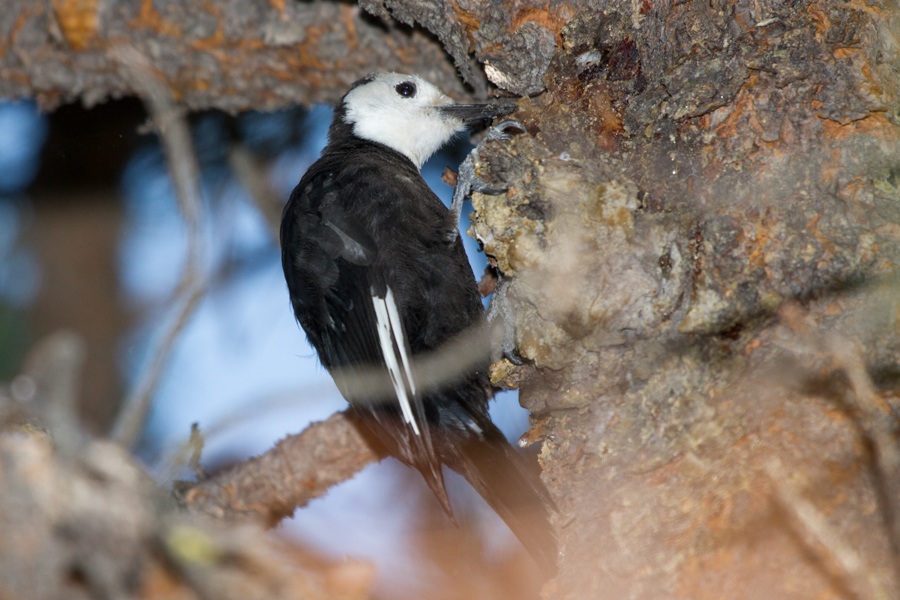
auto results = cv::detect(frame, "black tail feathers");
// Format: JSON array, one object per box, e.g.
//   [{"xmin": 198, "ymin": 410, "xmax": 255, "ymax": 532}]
[
  {"xmin": 353, "ymin": 405, "xmax": 557, "ymax": 576},
  {"xmin": 434, "ymin": 424, "xmax": 557, "ymax": 576}
]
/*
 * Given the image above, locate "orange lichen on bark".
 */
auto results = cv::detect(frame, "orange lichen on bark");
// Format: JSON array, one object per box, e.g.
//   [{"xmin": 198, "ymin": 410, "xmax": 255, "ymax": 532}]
[
  {"xmin": 711, "ymin": 76, "xmax": 756, "ymax": 142},
  {"xmin": 586, "ymin": 83, "xmax": 623, "ymax": 151},
  {"xmin": 190, "ymin": 0, "xmax": 225, "ymax": 50},
  {"xmin": 510, "ymin": 5, "xmax": 575, "ymax": 39},
  {"xmin": 836, "ymin": 176, "xmax": 867, "ymax": 205},
  {"xmin": 833, "ymin": 47, "xmax": 885, "ymax": 101},
  {"xmin": 51, "ymin": 0, "xmax": 99, "ymax": 50},
  {"xmin": 342, "ymin": 9, "xmax": 359, "ymax": 54},
  {"xmin": 847, "ymin": 0, "xmax": 894, "ymax": 20},
  {"xmin": 447, "ymin": 1, "xmax": 480, "ymax": 49},
  {"xmin": 820, "ymin": 112, "xmax": 898, "ymax": 141},
  {"xmin": 6, "ymin": 4, "xmax": 42, "ymax": 56},
  {"xmin": 806, "ymin": 6, "xmax": 833, "ymax": 41},
  {"xmin": 293, "ymin": 24, "xmax": 331, "ymax": 72},
  {"xmin": 190, "ymin": 29, "xmax": 226, "ymax": 52},
  {"xmin": 131, "ymin": 0, "xmax": 183, "ymax": 38},
  {"xmin": 745, "ymin": 219, "xmax": 774, "ymax": 267},
  {"xmin": 806, "ymin": 214, "xmax": 837, "ymax": 255},
  {"xmin": 744, "ymin": 338, "xmax": 762, "ymax": 354}
]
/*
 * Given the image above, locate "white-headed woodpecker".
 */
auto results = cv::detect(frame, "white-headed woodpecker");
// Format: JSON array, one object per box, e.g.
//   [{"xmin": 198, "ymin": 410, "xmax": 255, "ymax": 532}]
[{"xmin": 280, "ymin": 73, "xmax": 555, "ymax": 573}]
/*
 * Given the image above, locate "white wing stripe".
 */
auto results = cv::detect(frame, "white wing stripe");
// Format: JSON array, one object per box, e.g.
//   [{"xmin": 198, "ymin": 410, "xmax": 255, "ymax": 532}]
[
  {"xmin": 372, "ymin": 289, "xmax": 420, "ymax": 436},
  {"xmin": 384, "ymin": 287, "xmax": 417, "ymax": 396}
]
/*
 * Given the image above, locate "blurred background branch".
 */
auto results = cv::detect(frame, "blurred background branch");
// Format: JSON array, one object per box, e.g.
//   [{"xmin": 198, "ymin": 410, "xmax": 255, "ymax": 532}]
[
  {"xmin": 110, "ymin": 46, "xmax": 208, "ymax": 449},
  {"xmin": 0, "ymin": 346, "xmax": 378, "ymax": 600}
]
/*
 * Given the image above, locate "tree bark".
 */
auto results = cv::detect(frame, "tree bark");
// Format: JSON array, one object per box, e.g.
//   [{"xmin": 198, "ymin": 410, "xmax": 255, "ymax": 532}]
[
  {"xmin": 465, "ymin": 5, "xmax": 900, "ymax": 599},
  {"xmin": 0, "ymin": 0, "xmax": 476, "ymax": 111},
  {"xmin": 3, "ymin": 1, "xmax": 900, "ymax": 599}
]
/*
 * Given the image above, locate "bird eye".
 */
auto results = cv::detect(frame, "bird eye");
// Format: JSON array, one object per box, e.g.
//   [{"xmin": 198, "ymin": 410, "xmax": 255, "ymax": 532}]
[{"xmin": 395, "ymin": 82, "xmax": 416, "ymax": 98}]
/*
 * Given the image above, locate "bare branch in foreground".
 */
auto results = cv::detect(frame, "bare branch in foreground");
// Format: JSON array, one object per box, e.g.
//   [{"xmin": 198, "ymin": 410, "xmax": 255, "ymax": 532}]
[
  {"xmin": 765, "ymin": 458, "xmax": 894, "ymax": 600},
  {"xmin": 181, "ymin": 410, "xmax": 384, "ymax": 525},
  {"xmin": 1, "ymin": 335, "xmax": 378, "ymax": 600},
  {"xmin": 18, "ymin": 330, "xmax": 87, "ymax": 453},
  {"xmin": 825, "ymin": 336, "xmax": 900, "ymax": 574},
  {"xmin": 773, "ymin": 302, "xmax": 900, "ymax": 597},
  {"xmin": 110, "ymin": 45, "xmax": 208, "ymax": 448},
  {"xmin": 0, "ymin": 428, "xmax": 376, "ymax": 600}
]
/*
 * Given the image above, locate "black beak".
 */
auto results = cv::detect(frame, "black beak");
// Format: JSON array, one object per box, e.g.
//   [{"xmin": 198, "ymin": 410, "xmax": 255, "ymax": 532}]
[{"xmin": 439, "ymin": 103, "xmax": 517, "ymax": 126}]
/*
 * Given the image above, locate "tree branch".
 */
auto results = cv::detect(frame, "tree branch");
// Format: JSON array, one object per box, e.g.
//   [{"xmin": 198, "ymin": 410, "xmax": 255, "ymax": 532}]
[
  {"xmin": 766, "ymin": 458, "xmax": 894, "ymax": 600},
  {"xmin": 110, "ymin": 45, "xmax": 207, "ymax": 448},
  {"xmin": 181, "ymin": 410, "xmax": 384, "ymax": 525}
]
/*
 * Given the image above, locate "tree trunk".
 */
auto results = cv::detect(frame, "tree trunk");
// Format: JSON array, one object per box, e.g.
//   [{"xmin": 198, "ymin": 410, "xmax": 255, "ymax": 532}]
[{"xmin": 465, "ymin": 6, "xmax": 900, "ymax": 599}]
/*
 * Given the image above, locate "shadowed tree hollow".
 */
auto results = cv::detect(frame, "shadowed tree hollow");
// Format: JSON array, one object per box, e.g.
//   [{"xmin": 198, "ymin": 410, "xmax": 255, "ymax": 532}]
[{"xmin": 1, "ymin": 1, "xmax": 899, "ymax": 599}]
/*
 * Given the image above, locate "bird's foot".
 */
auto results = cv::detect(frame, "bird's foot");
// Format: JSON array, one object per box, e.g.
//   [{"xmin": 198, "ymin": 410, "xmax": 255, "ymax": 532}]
[
  {"xmin": 446, "ymin": 120, "xmax": 526, "ymax": 242},
  {"xmin": 484, "ymin": 119, "xmax": 527, "ymax": 143},
  {"xmin": 486, "ymin": 273, "xmax": 525, "ymax": 365}
]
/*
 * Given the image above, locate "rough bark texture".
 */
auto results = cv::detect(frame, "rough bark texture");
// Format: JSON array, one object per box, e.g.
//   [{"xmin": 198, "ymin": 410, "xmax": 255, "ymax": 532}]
[
  {"xmin": 4, "ymin": 1, "xmax": 900, "ymax": 599},
  {"xmin": 463, "ymin": 4, "xmax": 900, "ymax": 599},
  {"xmin": 0, "ymin": 0, "xmax": 475, "ymax": 111}
]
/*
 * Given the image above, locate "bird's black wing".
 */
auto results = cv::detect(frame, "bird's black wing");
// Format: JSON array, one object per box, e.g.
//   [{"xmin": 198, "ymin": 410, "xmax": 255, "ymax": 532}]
[
  {"xmin": 280, "ymin": 161, "xmax": 447, "ymax": 508},
  {"xmin": 282, "ymin": 150, "xmax": 557, "ymax": 573}
]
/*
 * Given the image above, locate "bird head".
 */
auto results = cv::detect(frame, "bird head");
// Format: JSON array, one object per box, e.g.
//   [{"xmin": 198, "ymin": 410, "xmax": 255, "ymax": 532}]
[{"xmin": 338, "ymin": 72, "xmax": 515, "ymax": 169}]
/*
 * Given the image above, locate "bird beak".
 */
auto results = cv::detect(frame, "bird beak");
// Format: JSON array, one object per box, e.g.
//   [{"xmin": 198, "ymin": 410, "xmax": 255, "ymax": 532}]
[{"xmin": 439, "ymin": 103, "xmax": 517, "ymax": 126}]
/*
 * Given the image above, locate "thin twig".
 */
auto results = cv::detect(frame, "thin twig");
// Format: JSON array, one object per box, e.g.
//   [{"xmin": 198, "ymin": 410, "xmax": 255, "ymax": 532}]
[
  {"xmin": 765, "ymin": 458, "xmax": 892, "ymax": 600},
  {"xmin": 188, "ymin": 422, "xmax": 208, "ymax": 481},
  {"xmin": 110, "ymin": 45, "xmax": 207, "ymax": 448},
  {"xmin": 776, "ymin": 303, "xmax": 900, "ymax": 597},
  {"xmin": 826, "ymin": 336, "xmax": 900, "ymax": 576}
]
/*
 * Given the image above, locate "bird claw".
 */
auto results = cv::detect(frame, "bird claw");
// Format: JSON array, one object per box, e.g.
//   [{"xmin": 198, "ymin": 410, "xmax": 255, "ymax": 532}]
[
  {"xmin": 485, "ymin": 119, "xmax": 527, "ymax": 143},
  {"xmin": 447, "ymin": 119, "xmax": 527, "ymax": 363},
  {"xmin": 503, "ymin": 347, "xmax": 525, "ymax": 366},
  {"xmin": 446, "ymin": 119, "xmax": 526, "ymax": 243},
  {"xmin": 487, "ymin": 274, "xmax": 525, "ymax": 365}
]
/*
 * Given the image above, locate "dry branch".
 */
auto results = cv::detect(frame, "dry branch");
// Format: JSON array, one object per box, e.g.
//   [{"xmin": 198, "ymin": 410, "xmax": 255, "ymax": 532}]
[
  {"xmin": 0, "ymin": 431, "xmax": 377, "ymax": 600},
  {"xmin": 110, "ymin": 46, "xmax": 208, "ymax": 448},
  {"xmin": 228, "ymin": 146, "xmax": 282, "ymax": 241},
  {"xmin": 776, "ymin": 301, "xmax": 900, "ymax": 590},
  {"xmin": 182, "ymin": 410, "xmax": 384, "ymax": 525},
  {"xmin": 826, "ymin": 336, "xmax": 900, "ymax": 573},
  {"xmin": 0, "ymin": 333, "xmax": 378, "ymax": 600},
  {"xmin": 0, "ymin": 0, "xmax": 476, "ymax": 112},
  {"xmin": 766, "ymin": 458, "xmax": 894, "ymax": 600}
]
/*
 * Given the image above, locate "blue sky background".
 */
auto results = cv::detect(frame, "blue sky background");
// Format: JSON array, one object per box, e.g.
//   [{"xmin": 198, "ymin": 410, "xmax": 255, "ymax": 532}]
[{"xmin": 0, "ymin": 100, "xmax": 533, "ymax": 597}]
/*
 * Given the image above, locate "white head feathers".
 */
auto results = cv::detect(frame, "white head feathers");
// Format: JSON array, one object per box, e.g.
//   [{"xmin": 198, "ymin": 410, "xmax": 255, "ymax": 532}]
[{"xmin": 342, "ymin": 73, "xmax": 468, "ymax": 169}]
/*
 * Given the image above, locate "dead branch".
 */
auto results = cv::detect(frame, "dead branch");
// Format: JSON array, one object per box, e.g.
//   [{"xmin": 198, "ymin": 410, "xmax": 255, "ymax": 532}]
[
  {"xmin": 0, "ymin": 0, "xmax": 474, "ymax": 112},
  {"xmin": 18, "ymin": 330, "xmax": 88, "ymax": 453},
  {"xmin": 181, "ymin": 410, "xmax": 384, "ymax": 525},
  {"xmin": 0, "ymin": 335, "xmax": 377, "ymax": 600},
  {"xmin": 777, "ymin": 301, "xmax": 900, "ymax": 586},
  {"xmin": 0, "ymin": 430, "xmax": 376, "ymax": 600},
  {"xmin": 765, "ymin": 458, "xmax": 893, "ymax": 600},
  {"xmin": 825, "ymin": 336, "xmax": 900, "ymax": 572},
  {"xmin": 110, "ymin": 45, "xmax": 208, "ymax": 449}
]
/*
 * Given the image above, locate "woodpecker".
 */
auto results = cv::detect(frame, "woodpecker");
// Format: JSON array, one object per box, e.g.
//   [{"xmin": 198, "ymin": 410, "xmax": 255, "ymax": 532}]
[{"xmin": 280, "ymin": 73, "xmax": 555, "ymax": 573}]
